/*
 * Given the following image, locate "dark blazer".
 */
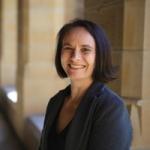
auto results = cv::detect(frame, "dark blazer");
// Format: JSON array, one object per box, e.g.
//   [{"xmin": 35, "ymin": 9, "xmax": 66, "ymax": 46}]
[{"xmin": 39, "ymin": 82, "xmax": 132, "ymax": 150}]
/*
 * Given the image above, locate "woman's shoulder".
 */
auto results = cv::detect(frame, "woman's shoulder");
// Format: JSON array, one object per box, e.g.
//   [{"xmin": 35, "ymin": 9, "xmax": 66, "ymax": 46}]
[
  {"xmin": 95, "ymin": 84, "xmax": 124, "ymax": 105},
  {"xmin": 93, "ymin": 85, "xmax": 129, "ymax": 123},
  {"xmin": 91, "ymin": 83, "xmax": 126, "ymax": 117},
  {"xmin": 90, "ymin": 84, "xmax": 130, "ymax": 128}
]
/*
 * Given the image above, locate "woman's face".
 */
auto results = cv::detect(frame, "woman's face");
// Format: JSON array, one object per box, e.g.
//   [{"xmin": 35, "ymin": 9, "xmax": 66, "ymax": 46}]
[{"xmin": 61, "ymin": 27, "xmax": 96, "ymax": 82}]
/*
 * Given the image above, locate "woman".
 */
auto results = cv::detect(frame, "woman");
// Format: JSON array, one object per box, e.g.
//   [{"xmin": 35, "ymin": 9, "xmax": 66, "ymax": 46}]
[{"xmin": 39, "ymin": 19, "xmax": 132, "ymax": 150}]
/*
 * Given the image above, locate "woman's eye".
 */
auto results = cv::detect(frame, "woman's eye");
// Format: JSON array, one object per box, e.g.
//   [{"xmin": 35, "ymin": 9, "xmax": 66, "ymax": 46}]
[
  {"xmin": 63, "ymin": 46, "xmax": 73, "ymax": 51},
  {"xmin": 82, "ymin": 48, "xmax": 91, "ymax": 53}
]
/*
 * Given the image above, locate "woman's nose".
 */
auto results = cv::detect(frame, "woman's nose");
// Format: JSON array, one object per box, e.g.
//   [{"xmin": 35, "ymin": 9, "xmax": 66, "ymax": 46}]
[{"xmin": 71, "ymin": 51, "xmax": 81, "ymax": 60}]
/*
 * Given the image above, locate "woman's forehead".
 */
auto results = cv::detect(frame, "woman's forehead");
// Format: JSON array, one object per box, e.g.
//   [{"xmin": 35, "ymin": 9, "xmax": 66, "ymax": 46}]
[{"xmin": 62, "ymin": 27, "xmax": 95, "ymax": 46}]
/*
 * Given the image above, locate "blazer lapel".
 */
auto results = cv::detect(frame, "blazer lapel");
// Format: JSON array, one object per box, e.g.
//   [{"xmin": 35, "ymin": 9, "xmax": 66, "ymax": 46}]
[
  {"xmin": 44, "ymin": 94, "xmax": 64, "ymax": 131},
  {"xmin": 65, "ymin": 82, "xmax": 104, "ymax": 150},
  {"xmin": 44, "ymin": 85, "xmax": 71, "ymax": 134},
  {"xmin": 42, "ymin": 90, "xmax": 67, "ymax": 149}
]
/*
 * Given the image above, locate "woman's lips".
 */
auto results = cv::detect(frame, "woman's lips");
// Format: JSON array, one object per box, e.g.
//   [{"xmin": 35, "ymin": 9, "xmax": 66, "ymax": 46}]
[{"xmin": 68, "ymin": 64, "xmax": 85, "ymax": 69}]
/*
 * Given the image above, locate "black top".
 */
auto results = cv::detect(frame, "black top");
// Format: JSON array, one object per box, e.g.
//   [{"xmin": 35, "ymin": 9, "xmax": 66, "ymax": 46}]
[{"xmin": 48, "ymin": 116, "xmax": 71, "ymax": 150}]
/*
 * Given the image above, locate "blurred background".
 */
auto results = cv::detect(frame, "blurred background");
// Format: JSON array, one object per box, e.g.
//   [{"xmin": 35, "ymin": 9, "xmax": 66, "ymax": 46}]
[{"xmin": 0, "ymin": 0, "xmax": 150, "ymax": 150}]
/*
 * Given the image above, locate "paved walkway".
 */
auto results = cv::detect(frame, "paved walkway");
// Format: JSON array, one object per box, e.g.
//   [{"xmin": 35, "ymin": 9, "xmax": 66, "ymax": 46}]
[{"xmin": 0, "ymin": 113, "xmax": 24, "ymax": 150}]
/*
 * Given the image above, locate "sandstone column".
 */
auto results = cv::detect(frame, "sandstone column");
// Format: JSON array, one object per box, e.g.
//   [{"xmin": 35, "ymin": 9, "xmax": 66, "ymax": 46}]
[
  {"xmin": 0, "ymin": 0, "xmax": 18, "ymax": 86},
  {"xmin": 141, "ymin": 0, "xmax": 150, "ymax": 148},
  {"xmin": 122, "ymin": 0, "xmax": 145, "ymax": 148},
  {"xmin": 17, "ymin": 0, "xmax": 67, "ymax": 119}
]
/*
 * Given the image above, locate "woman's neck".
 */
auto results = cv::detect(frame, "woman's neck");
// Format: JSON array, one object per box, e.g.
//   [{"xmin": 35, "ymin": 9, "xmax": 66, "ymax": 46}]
[{"xmin": 69, "ymin": 79, "xmax": 93, "ymax": 101}]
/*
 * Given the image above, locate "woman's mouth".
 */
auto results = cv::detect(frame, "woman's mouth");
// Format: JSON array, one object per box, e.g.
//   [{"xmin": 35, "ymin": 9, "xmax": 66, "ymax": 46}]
[{"xmin": 69, "ymin": 64, "xmax": 85, "ymax": 69}]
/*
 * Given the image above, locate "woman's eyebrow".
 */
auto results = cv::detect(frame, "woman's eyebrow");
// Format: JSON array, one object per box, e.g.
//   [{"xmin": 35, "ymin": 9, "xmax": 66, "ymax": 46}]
[
  {"xmin": 82, "ymin": 44, "xmax": 94, "ymax": 49},
  {"xmin": 62, "ymin": 42, "xmax": 72, "ymax": 46}
]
